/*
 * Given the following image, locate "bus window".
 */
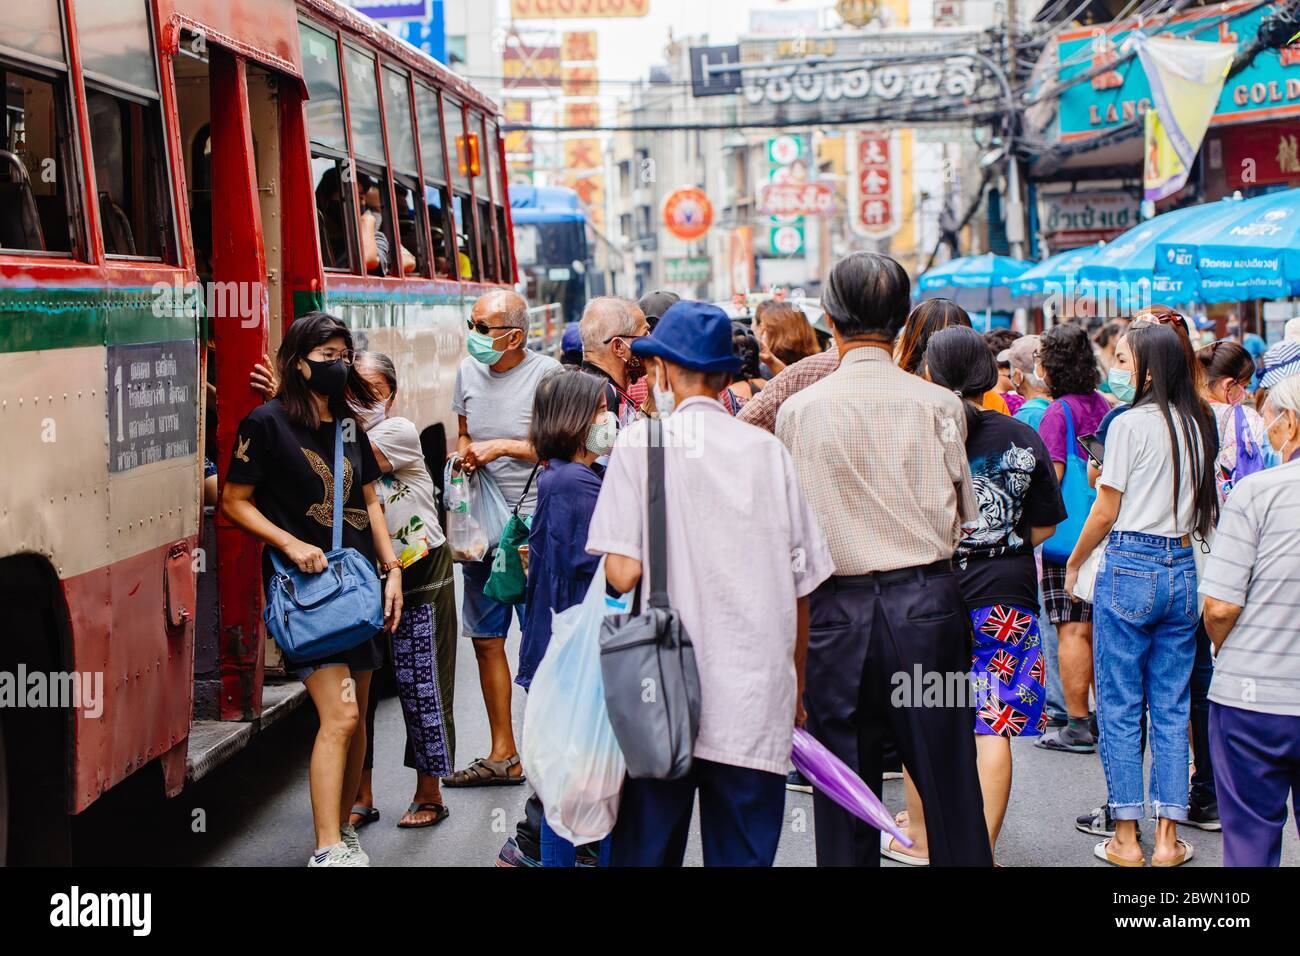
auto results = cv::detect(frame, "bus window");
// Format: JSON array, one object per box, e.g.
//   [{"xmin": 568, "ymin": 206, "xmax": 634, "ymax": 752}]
[
  {"xmin": 343, "ymin": 47, "xmax": 400, "ymax": 277},
  {"xmin": 3, "ymin": 7, "xmax": 64, "ymax": 63},
  {"xmin": 413, "ymin": 81, "xmax": 455, "ymax": 278},
  {"xmin": 468, "ymin": 111, "xmax": 498, "ymax": 280},
  {"xmin": 0, "ymin": 63, "xmax": 80, "ymax": 255},
  {"xmin": 75, "ymin": 0, "xmax": 175, "ymax": 261},
  {"xmin": 299, "ymin": 21, "xmax": 355, "ymax": 272},
  {"xmin": 382, "ymin": 67, "xmax": 427, "ymax": 277},
  {"xmin": 443, "ymin": 98, "xmax": 478, "ymax": 281},
  {"xmin": 487, "ymin": 121, "xmax": 512, "ymax": 281}
]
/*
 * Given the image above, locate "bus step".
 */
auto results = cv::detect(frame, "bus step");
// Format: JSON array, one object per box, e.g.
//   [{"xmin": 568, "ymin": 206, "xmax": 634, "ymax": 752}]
[{"xmin": 185, "ymin": 681, "xmax": 308, "ymax": 784}]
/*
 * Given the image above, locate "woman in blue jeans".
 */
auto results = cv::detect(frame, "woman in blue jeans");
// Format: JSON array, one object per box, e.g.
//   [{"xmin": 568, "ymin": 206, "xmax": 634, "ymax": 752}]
[{"xmin": 1065, "ymin": 324, "xmax": 1218, "ymax": 867}]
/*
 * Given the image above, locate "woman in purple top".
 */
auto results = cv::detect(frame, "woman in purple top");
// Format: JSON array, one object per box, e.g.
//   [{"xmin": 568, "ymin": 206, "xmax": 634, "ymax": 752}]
[{"xmin": 1033, "ymin": 324, "xmax": 1111, "ymax": 754}]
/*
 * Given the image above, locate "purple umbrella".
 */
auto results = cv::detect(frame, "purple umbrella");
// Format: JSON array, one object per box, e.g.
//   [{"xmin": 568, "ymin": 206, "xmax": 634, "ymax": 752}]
[{"xmin": 791, "ymin": 727, "xmax": 913, "ymax": 848}]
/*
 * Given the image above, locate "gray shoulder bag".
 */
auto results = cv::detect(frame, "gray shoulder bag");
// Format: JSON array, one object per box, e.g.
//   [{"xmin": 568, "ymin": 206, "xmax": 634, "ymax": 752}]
[{"xmin": 599, "ymin": 417, "xmax": 701, "ymax": 780}]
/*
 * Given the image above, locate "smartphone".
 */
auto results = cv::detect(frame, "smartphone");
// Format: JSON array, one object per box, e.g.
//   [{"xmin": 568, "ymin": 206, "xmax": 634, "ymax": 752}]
[{"xmin": 1077, "ymin": 433, "xmax": 1105, "ymax": 468}]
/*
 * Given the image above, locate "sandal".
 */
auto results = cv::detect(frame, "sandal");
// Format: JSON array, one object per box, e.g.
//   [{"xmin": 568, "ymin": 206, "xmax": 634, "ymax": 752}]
[
  {"xmin": 880, "ymin": 830, "xmax": 929, "ymax": 866},
  {"xmin": 349, "ymin": 804, "xmax": 380, "ymax": 828},
  {"xmin": 1094, "ymin": 839, "xmax": 1145, "ymax": 867},
  {"xmin": 397, "ymin": 802, "xmax": 450, "ymax": 829},
  {"xmin": 440, "ymin": 755, "xmax": 527, "ymax": 788},
  {"xmin": 1152, "ymin": 839, "xmax": 1195, "ymax": 868}
]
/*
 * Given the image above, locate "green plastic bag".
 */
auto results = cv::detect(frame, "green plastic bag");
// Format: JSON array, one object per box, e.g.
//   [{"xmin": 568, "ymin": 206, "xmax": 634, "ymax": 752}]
[{"xmin": 483, "ymin": 464, "xmax": 540, "ymax": 606}]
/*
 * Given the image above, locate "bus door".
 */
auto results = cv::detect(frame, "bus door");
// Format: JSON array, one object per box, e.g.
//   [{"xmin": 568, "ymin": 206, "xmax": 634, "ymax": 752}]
[{"xmin": 172, "ymin": 34, "xmax": 280, "ymax": 720}]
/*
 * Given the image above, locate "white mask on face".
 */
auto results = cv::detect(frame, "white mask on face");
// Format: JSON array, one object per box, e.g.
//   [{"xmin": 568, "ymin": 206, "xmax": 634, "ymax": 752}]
[
  {"xmin": 586, "ymin": 410, "xmax": 618, "ymax": 457},
  {"xmin": 652, "ymin": 361, "xmax": 676, "ymax": 418},
  {"xmin": 359, "ymin": 402, "xmax": 387, "ymax": 431}
]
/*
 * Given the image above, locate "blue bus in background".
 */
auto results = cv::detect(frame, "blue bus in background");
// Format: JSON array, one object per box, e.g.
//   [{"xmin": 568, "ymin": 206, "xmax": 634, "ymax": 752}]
[{"xmin": 511, "ymin": 185, "xmax": 621, "ymax": 325}]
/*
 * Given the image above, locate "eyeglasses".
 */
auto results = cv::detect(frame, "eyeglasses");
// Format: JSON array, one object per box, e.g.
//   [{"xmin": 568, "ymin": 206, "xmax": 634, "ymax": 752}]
[
  {"xmin": 466, "ymin": 319, "xmax": 517, "ymax": 336},
  {"xmin": 603, "ymin": 333, "xmax": 648, "ymax": 345},
  {"xmin": 310, "ymin": 348, "xmax": 354, "ymax": 365}
]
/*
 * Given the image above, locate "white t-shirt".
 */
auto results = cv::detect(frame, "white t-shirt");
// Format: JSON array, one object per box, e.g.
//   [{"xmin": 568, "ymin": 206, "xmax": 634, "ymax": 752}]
[
  {"xmin": 1100, "ymin": 404, "xmax": 1204, "ymax": 537},
  {"xmin": 368, "ymin": 416, "xmax": 446, "ymax": 567}
]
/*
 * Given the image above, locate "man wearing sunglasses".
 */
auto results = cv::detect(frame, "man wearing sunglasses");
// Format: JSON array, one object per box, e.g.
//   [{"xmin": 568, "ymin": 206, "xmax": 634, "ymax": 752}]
[
  {"xmin": 444, "ymin": 289, "xmax": 559, "ymax": 797},
  {"xmin": 579, "ymin": 297, "xmax": 650, "ymax": 428}
]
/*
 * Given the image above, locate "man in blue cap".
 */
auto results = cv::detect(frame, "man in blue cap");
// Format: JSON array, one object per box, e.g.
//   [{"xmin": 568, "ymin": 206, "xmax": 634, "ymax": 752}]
[{"xmin": 586, "ymin": 301, "xmax": 835, "ymax": 867}]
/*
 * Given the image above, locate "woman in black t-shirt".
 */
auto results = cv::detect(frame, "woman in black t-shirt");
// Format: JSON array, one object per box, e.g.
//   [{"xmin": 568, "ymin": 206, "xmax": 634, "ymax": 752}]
[
  {"xmin": 911, "ymin": 326, "xmax": 1066, "ymax": 864},
  {"xmin": 222, "ymin": 312, "xmax": 403, "ymax": 868}
]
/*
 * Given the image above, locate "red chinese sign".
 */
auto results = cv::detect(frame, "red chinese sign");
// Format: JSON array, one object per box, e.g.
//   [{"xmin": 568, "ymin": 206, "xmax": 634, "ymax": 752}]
[
  {"xmin": 1223, "ymin": 120, "xmax": 1300, "ymax": 190},
  {"xmin": 851, "ymin": 131, "xmax": 899, "ymax": 239},
  {"xmin": 758, "ymin": 182, "xmax": 836, "ymax": 217},
  {"xmin": 663, "ymin": 188, "xmax": 714, "ymax": 242}
]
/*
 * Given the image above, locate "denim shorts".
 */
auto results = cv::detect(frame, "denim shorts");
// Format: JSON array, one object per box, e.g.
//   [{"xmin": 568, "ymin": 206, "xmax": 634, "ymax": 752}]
[
  {"xmin": 460, "ymin": 557, "xmax": 526, "ymax": 640},
  {"xmin": 290, "ymin": 632, "xmax": 384, "ymax": 683}
]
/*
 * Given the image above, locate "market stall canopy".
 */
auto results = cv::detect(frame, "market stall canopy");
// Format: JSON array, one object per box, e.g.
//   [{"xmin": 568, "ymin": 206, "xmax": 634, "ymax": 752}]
[
  {"xmin": 918, "ymin": 253, "xmax": 1036, "ymax": 313},
  {"xmin": 1010, "ymin": 244, "xmax": 1104, "ymax": 298},
  {"xmin": 1075, "ymin": 203, "xmax": 1208, "ymax": 307},
  {"xmin": 1155, "ymin": 188, "xmax": 1300, "ymax": 304}
]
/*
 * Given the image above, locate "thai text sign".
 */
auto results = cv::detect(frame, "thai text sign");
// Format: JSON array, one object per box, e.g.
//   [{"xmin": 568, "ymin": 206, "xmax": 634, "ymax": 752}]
[
  {"xmin": 510, "ymin": 0, "xmax": 649, "ymax": 18},
  {"xmin": 1039, "ymin": 190, "xmax": 1139, "ymax": 249},
  {"xmin": 759, "ymin": 182, "xmax": 836, "ymax": 217}
]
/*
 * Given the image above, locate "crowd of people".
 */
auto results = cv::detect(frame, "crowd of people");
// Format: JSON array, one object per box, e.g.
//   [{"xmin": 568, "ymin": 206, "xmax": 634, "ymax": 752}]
[{"xmin": 219, "ymin": 256, "xmax": 1300, "ymax": 868}]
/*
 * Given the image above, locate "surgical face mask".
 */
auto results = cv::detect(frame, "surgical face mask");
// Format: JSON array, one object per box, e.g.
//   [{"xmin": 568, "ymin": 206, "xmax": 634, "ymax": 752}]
[
  {"xmin": 651, "ymin": 363, "xmax": 676, "ymax": 418},
  {"xmin": 358, "ymin": 401, "xmax": 387, "ymax": 431},
  {"xmin": 1108, "ymin": 367, "xmax": 1137, "ymax": 404},
  {"xmin": 586, "ymin": 410, "xmax": 618, "ymax": 457},
  {"xmin": 303, "ymin": 357, "xmax": 349, "ymax": 398},
  {"xmin": 467, "ymin": 329, "xmax": 510, "ymax": 366}
]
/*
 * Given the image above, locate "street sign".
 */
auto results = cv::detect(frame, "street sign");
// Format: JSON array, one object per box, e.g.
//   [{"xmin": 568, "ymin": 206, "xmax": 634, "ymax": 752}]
[
  {"xmin": 770, "ymin": 224, "xmax": 805, "ymax": 257},
  {"xmin": 665, "ymin": 257, "xmax": 711, "ymax": 283},
  {"xmin": 759, "ymin": 182, "xmax": 836, "ymax": 217},
  {"xmin": 689, "ymin": 45, "xmax": 742, "ymax": 98},
  {"xmin": 663, "ymin": 188, "xmax": 714, "ymax": 241},
  {"xmin": 768, "ymin": 136, "xmax": 803, "ymax": 166},
  {"xmin": 849, "ymin": 130, "xmax": 901, "ymax": 239},
  {"xmin": 355, "ymin": 0, "xmax": 429, "ymax": 22}
]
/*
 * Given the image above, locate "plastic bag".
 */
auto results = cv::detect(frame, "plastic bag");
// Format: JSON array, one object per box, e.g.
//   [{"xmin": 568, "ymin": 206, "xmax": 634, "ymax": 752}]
[
  {"xmin": 442, "ymin": 458, "xmax": 511, "ymax": 562},
  {"xmin": 791, "ymin": 727, "xmax": 913, "ymax": 847},
  {"xmin": 522, "ymin": 559, "xmax": 633, "ymax": 846}
]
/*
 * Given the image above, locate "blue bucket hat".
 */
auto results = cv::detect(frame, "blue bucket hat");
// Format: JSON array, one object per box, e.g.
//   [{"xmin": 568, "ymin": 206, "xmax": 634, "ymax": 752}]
[
  {"xmin": 1260, "ymin": 339, "xmax": 1300, "ymax": 389},
  {"xmin": 631, "ymin": 301, "xmax": 743, "ymax": 374}
]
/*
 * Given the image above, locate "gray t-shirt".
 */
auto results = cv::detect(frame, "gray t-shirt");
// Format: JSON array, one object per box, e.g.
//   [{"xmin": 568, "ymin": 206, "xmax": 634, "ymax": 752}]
[
  {"xmin": 452, "ymin": 349, "xmax": 558, "ymax": 514},
  {"xmin": 1200, "ymin": 458, "xmax": 1300, "ymax": 716}
]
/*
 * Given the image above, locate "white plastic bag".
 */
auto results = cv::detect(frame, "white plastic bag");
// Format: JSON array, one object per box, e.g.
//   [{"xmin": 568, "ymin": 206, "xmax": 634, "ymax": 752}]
[
  {"xmin": 522, "ymin": 559, "xmax": 632, "ymax": 845},
  {"xmin": 442, "ymin": 457, "xmax": 511, "ymax": 561}
]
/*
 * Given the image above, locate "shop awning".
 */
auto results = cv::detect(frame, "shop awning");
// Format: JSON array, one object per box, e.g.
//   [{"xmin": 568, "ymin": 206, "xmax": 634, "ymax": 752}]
[
  {"xmin": 1010, "ymin": 244, "xmax": 1104, "ymax": 298},
  {"xmin": 1075, "ymin": 203, "xmax": 1208, "ymax": 306},
  {"xmin": 918, "ymin": 253, "xmax": 1036, "ymax": 312}
]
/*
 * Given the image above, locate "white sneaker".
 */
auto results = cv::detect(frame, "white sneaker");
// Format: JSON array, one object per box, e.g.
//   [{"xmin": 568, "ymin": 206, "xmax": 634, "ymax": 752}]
[
  {"xmin": 340, "ymin": 825, "xmax": 371, "ymax": 866},
  {"xmin": 308, "ymin": 842, "xmax": 369, "ymax": 867}
]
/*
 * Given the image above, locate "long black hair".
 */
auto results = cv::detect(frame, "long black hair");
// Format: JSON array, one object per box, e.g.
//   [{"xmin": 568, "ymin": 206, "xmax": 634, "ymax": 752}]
[
  {"xmin": 276, "ymin": 312, "xmax": 378, "ymax": 429},
  {"xmin": 923, "ymin": 325, "xmax": 999, "ymax": 436},
  {"xmin": 1126, "ymin": 324, "xmax": 1219, "ymax": 538}
]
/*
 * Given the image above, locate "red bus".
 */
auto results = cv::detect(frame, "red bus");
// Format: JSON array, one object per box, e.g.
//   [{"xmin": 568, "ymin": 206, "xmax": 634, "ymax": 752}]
[{"xmin": 0, "ymin": 0, "xmax": 514, "ymax": 863}]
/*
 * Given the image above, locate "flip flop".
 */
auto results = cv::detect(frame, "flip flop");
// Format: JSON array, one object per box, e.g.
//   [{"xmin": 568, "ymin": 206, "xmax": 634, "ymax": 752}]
[
  {"xmin": 880, "ymin": 830, "xmax": 929, "ymax": 866},
  {"xmin": 349, "ymin": 804, "xmax": 380, "ymax": 828},
  {"xmin": 1094, "ymin": 839, "xmax": 1145, "ymax": 867},
  {"xmin": 1152, "ymin": 839, "xmax": 1195, "ymax": 868},
  {"xmin": 397, "ymin": 802, "xmax": 450, "ymax": 830}
]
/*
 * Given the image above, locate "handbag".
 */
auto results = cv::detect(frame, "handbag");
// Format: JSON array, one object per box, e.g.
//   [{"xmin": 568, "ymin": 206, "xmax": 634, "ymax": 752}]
[
  {"xmin": 483, "ymin": 463, "xmax": 541, "ymax": 606},
  {"xmin": 599, "ymin": 418, "xmax": 701, "ymax": 781},
  {"xmin": 263, "ymin": 420, "xmax": 385, "ymax": 662},
  {"xmin": 1042, "ymin": 399, "xmax": 1097, "ymax": 566}
]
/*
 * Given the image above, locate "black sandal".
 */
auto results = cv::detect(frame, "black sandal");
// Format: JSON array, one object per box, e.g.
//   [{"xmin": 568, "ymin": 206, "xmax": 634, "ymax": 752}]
[
  {"xmin": 440, "ymin": 755, "xmax": 527, "ymax": 788},
  {"xmin": 397, "ymin": 802, "xmax": 450, "ymax": 829},
  {"xmin": 349, "ymin": 804, "xmax": 380, "ymax": 828}
]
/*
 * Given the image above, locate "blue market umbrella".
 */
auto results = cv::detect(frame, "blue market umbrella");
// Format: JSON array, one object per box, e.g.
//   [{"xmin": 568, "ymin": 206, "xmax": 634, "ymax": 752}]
[
  {"xmin": 1009, "ymin": 244, "xmax": 1104, "ymax": 298},
  {"xmin": 1154, "ymin": 188, "xmax": 1300, "ymax": 304},
  {"xmin": 1076, "ymin": 203, "xmax": 1206, "ymax": 308},
  {"xmin": 918, "ymin": 253, "xmax": 1035, "ymax": 313}
]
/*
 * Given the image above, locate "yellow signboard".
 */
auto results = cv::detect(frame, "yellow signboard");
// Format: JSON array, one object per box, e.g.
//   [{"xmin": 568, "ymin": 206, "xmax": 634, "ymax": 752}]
[
  {"xmin": 511, "ymin": 0, "xmax": 648, "ymax": 19},
  {"xmin": 564, "ymin": 138, "xmax": 603, "ymax": 172},
  {"xmin": 562, "ymin": 31, "xmax": 599, "ymax": 62}
]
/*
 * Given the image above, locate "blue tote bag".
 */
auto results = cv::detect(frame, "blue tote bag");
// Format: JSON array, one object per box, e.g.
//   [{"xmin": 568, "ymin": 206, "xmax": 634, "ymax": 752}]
[
  {"xmin": 264, "ymin": 420, "xmax": 385, "ymax": 661},
  {"xmin": 1041, "ymin": 399, "xmax": 1096, "ymax": 566}
]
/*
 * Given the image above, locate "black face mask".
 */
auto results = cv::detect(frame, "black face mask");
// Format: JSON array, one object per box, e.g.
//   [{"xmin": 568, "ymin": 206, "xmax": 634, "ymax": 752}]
[
  {"xmin": 303, "ymin": 357, "xmax": 349, "ymax": 399},
  {"xmin": 624, "ymin": 351, "xmax": 646, "ymax": 383}
]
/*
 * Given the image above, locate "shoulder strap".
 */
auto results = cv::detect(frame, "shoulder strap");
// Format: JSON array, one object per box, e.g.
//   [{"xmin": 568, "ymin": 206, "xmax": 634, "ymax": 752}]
[
  {"xmin": 332, "ymin": 419, "xmax": 344, "ymax": 552},
  {"xmin": 647, "ymin": 417, "xmax": 668, "ymax": 609},
  {"xmin": 515, "ymin": 462, "xmax": 542, "ymax": 516},
  {"xmin": 1059, "ymin": 398, "xmax": 1077, "ymax": 448}
]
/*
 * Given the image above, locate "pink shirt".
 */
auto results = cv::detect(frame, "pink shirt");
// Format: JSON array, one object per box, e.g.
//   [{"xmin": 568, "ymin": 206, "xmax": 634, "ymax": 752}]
[{"xmin": 587, "ymin": 397, "xmax": 834, "ymax": 775}]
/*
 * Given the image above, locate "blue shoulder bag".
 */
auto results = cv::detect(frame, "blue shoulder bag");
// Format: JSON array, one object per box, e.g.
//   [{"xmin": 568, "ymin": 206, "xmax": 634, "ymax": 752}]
[
  {"xmin": 1041, "ymin": 398, "xmax": 1097, "ymax": 566},
  {"xmin": 264, "ymin": 420, "xmax": 385, "ymax": 662}
]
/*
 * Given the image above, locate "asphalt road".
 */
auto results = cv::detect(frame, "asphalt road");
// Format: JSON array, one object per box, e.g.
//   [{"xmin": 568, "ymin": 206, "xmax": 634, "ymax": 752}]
[{"xmin": 73, "ymin": 567, "xmax": 1300, "ymax": 868}]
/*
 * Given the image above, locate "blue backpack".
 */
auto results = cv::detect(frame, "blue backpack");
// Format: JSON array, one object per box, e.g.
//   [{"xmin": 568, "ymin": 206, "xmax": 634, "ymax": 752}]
[{"xmin": 1041, "ymin": 399, "xmax": 1097, "ymax": 566}]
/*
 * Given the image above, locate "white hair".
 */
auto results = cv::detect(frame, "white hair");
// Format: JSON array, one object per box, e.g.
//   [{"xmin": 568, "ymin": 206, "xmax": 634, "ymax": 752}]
[
  {"xmin": 1286, "ymin": 317, "xmax": 1300, "ymax": 343},
  {"xmin": 580, "ymin": 297, "xmax": 637, "ymax": 354},
  {"xmin": 1267, "ymin": 375, "xmax": 1300, "ymax": 419}
]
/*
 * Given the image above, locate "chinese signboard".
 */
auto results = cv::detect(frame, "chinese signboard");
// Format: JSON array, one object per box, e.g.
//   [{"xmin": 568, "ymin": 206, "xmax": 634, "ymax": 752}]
[
  {"xmin": 1057, "ymin": 1, "xmax": 1300, "ymax": 142},
  {"xmin": 563, "ymin": 137, "xmax": 602, "ymax": 171},
  {"xmin": 563, "ymin": 101, "xmax": 599, "ymax": 127},
  {"xmin": 510, "ymin": 0, "xmax": 649, "ymax": 18},
  {"xmin": 1038, "ymin": 190, "xmax": 1139, "ymax": 250},
  {"xmin": 849, "ymin": 130, "xmax": 901, "ymax": 239},
  {"xmin": 1223, "ymin": 120, "xmax": 1300, "ymax": 190},
  {"xmin": 503, "ymin": 44, "xmax": 561, "ymax": 88},
  {"xmin": 562, "ymin": 31, "xmax": 598, "ymax": 62}
]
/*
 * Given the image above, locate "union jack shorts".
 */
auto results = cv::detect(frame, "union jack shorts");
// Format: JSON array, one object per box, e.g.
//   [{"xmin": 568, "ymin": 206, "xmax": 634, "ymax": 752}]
[{"xmin": 969, "ymin": 604, "xmax": 1047, "ymax": 738}]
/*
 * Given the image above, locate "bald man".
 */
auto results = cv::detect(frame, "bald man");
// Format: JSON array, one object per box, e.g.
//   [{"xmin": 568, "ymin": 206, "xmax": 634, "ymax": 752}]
[
  {"xmin": 579, "ymin": 296, "xmax": 649, "ymax": 427},
  {"xmin": 443, "ymin": 289, "xmax": 558, "ymax": 794}
]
